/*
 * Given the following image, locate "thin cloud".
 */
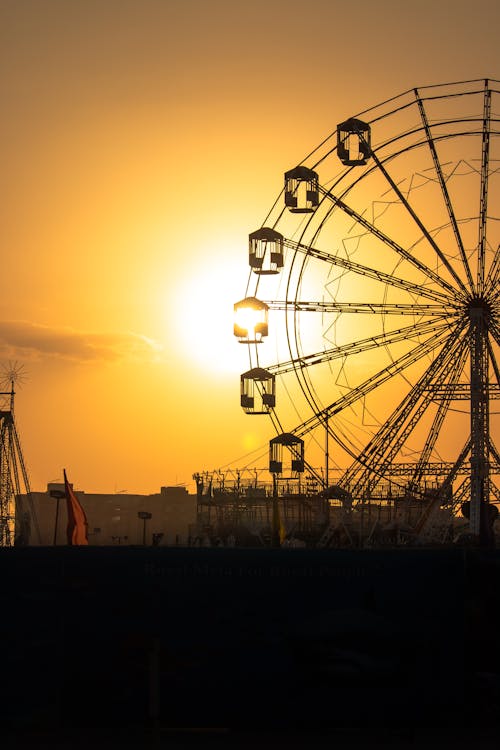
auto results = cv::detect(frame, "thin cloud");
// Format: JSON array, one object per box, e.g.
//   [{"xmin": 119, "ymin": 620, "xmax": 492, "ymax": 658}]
[{"xmin": 0, "ymin": 321, "xmax": 163, "ymax": 362}]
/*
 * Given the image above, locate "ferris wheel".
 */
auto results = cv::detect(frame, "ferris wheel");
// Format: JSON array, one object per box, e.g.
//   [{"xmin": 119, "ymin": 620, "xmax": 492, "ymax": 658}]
[{"xmin": 234, "ymin": 78, "xmax": 500, "ymax": 537}]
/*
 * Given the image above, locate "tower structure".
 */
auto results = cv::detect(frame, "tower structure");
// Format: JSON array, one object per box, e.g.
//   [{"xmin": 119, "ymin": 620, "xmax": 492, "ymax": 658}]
[{"xmin": 0, "ymin": 381, "xmax": 39, "ymax": 546}]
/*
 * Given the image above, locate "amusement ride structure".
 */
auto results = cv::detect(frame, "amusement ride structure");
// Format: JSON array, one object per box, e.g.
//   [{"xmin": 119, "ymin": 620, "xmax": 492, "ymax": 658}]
[
  {"xmin": 198, "ymin": 79, "xmax": 500, "ymax": 547},
  {"xmin": 0, "ymin": 365, "xmax": 39, "ymax": 546}
]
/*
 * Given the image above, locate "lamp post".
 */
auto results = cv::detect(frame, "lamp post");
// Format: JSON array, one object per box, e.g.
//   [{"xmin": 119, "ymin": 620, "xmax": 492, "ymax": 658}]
[
  {"xmin": 138, "ymin": 511, "xmax": 152, "ymax": 545},
  {"xmin": 49, "ymin": 489, "xmax": 66, "ymax": 546}
]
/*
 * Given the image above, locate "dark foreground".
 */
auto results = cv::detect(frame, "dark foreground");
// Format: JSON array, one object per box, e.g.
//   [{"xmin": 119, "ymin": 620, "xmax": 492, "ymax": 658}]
[{"xmin": 1, "ymin": 546, "xmax": 500, "ymax": 746}]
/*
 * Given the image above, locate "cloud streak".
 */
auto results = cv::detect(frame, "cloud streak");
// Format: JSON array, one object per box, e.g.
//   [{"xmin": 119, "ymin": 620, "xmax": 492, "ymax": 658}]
[{"xmin": 0, "ymin": 321, "xmax": 163, "ymax": 362}]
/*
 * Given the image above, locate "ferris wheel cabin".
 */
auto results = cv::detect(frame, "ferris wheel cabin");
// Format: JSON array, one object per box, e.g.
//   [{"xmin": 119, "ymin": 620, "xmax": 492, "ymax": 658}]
[
  {"xmin": 233, "ymin": 297, "xmax": 269, "ymax": 344},
  {"xmin": 337, "ymin": 117, "xmax": 371, "ymax": 166},
  {"xmin": 249, "ymin": 227, "xmax": 284, "ymax": 275},
  {"xmin": 240, "ymin": 368, "xmax": 276, "ymax": 414},
  {"xmin": 269, "ymin": 433, "xmax": 305, "ymax": 476},
  {"xmin": 284, "ymin": 166, "xmax": 319, "ymax": 213}
]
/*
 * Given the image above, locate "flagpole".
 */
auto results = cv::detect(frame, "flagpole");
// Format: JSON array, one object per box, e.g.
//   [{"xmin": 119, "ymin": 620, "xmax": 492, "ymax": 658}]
[
  {"xmin": 49, "ymin": 489, "xmax": 65, "ymax": 546},
  {"xmin": 272, "ymin": 475, "xmax": 281, "ymax": 548}
]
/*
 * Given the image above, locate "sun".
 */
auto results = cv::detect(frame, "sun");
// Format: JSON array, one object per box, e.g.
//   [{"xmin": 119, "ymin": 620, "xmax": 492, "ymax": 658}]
[{"xmin": 171, "ymin": 261, "xmax": 249, "ymax": 376}]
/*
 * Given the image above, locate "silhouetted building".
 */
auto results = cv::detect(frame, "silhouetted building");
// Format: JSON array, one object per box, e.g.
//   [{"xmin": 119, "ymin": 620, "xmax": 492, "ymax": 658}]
[{"xmin": 20, "ymin": 484, "xmax": 196, "ymax": 546}]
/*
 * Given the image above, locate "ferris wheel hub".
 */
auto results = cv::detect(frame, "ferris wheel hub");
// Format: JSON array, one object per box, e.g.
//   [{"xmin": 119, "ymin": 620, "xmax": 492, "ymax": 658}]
[{"xmin": 467, "ymin": 296, "xmax": 493, "ymax": 320}]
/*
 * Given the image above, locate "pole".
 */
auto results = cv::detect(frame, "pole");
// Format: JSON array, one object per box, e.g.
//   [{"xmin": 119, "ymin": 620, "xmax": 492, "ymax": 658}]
[
  {"xmin": 53, "ymin": 496, "xmax": 60, "ymax": 546},
  {"xmin": 469, "ymin": 302, "xmax": 490, "ymax": 539},
  {"xmin": 325, "ymin": 413, "xmax": 329, "ymax": 490},
  {"xmin": 272, "ymin": 474, "xmax": 280, "ymax": 548},
  {"xmin": 138, "ymin": 511, "xmax": 152, "ymax": 545},
  {"xmin": 50, "ymin": 489, "xmax": 66, "ymax": 546}
]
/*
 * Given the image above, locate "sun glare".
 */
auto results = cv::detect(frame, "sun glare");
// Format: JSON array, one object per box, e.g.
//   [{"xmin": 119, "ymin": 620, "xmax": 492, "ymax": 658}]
[
  {"xmin": 233, "ymin": 298, "xmax": 269, "ymax": 343},
  {"xmin": 172, "ymin": 262, "xmax": 249, "ymax": 376}
]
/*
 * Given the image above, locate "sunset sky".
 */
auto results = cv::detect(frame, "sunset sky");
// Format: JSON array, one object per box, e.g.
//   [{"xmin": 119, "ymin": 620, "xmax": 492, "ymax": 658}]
[{"xmin": 0, "ymin": 0, "xmax": 498, "ymax": 494}]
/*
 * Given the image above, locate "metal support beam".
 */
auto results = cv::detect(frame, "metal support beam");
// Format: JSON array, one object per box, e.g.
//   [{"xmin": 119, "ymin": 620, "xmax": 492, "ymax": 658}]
[{"xmin": 469, "ymin": 302, "xmax": 490, "ymax": 535}]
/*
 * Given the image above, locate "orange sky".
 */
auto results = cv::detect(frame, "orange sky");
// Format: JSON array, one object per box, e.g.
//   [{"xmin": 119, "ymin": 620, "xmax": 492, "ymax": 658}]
[{"xmin": 0, "ymin": 0, "xmax": 498, "ymax": 494}]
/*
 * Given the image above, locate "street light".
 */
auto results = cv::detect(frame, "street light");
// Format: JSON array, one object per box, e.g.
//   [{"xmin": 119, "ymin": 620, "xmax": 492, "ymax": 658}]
[
  {"xmin": 138, "ymin": 511, "xmax": 152, "ymax": 545},
  {"xmin": 49, "ymin": 489, "xmax": 66, "ymax": 546}
]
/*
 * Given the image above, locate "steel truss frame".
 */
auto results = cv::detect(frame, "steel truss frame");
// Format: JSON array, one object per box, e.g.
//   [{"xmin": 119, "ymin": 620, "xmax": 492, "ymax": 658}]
[{"xmin": 0, "ymin": 386, "xmax": 40, "ymax": 546}]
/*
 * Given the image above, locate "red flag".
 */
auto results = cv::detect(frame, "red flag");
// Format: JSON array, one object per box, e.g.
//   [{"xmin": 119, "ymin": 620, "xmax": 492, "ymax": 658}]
[{"xmin": 64, "ymin": 469, "xmax": 89, "ymax": 545}]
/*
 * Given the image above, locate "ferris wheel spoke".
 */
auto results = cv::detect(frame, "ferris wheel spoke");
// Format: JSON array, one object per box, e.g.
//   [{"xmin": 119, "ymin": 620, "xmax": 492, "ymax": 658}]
[
  {"xmin": 267, "ymin": 318, "xmax": 452, "ymax": 377},
  {"xmin": 381, "ymin": 335, "xmax": 467, "ymax": 478},
  {"xmin": 410, "ymin": 341, "xmax": 470, "ymax": 488},
  {"xmin": 415, "ymin": 89, "xmax": 475, "ymax": 292},
  {"xmin": 477, "ymin": 82, "xmax": 491, "ymax": 294},
  {"xmin": 287, "ymin": 238, "xmax": 453, "ymax": 305},
  {"xmin": 442, "ymin": 441, "xmax": 473, "ymax": 511},
  {"xmin": 342, "ymin": 326, "xmax": 468, "ymax": 492},
  {"xmin": 318, "ymin": 186, "xmax": 462, "ymax": 299},
  {"xmin": 485, "ymin": 244, "xmax": 500, "ymax": 297},
  {"xmin": 454, "ymin": 477, "xmax": 469, "ymax": 500},
  {"xmin": 490, "ymin": 321, "xmax": 500, "ymax": 350},
  {"xmin": 451, "ymin": 476, "xmax": 471, "ymax": 511},
  {"xmin": 490, "ymin": 483, "xmax": 500, "ymax": 505},
  {"xmin": 365, "ymin": 147, "xmax": 469, "ymax": 297},
  {"xmin": 490, "ymin": 441, "xmax": 500, "ymax": 475},
  {"xmin": 293, "ymin": 324, "xmax": 455, "ymax": 439},
  {"xmin": 488, "ymin": 336, "xmax": 500, "ymax": 387},
  {"xmin": 266, "ymin": 300, "xmax": 453, "ymax": 316}
]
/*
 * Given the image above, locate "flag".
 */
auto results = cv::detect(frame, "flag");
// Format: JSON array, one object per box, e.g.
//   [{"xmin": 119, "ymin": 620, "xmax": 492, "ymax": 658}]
[{"xmin": 64, "ymin": 469, "xmax": 89, "ymax": 545}]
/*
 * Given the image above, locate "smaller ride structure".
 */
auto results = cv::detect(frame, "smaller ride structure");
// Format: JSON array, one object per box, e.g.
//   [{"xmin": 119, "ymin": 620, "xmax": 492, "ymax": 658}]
[{"xmin": 0, "ymin": 379, "xmax": 39, "ymax": 546}]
